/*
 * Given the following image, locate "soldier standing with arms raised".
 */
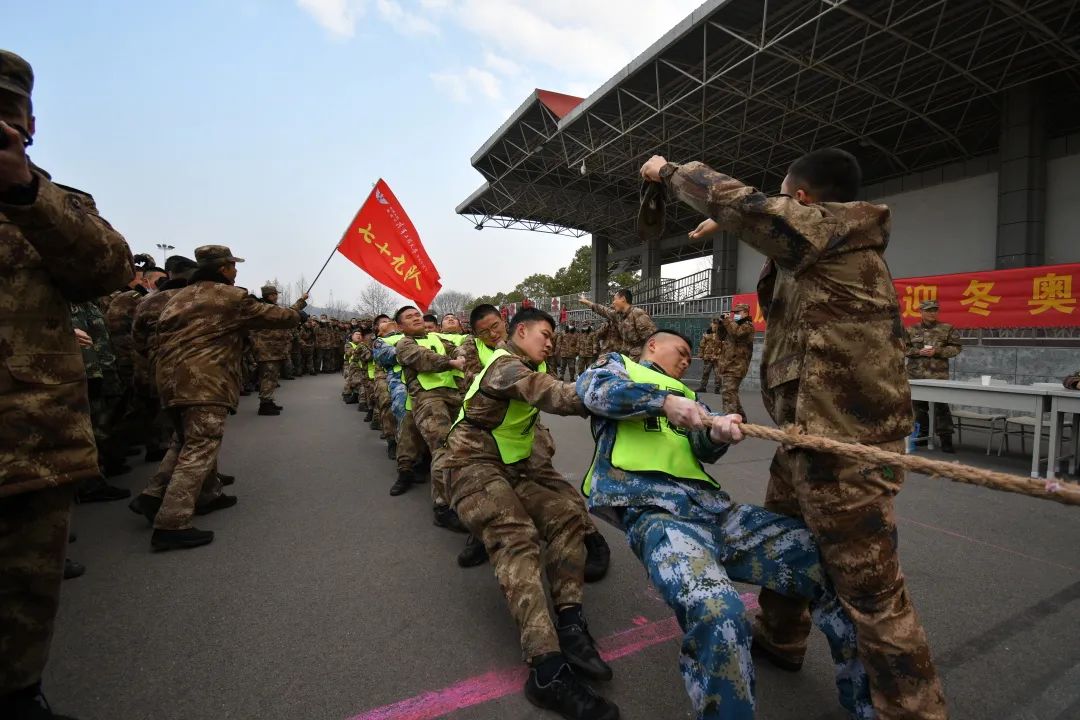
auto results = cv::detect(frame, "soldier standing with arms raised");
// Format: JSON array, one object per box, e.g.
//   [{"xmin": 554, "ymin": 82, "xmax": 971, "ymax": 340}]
[
  {"xmin": 644, "ymin": 147, "xmax": 947, "ymax": 719},
  {"xmin": 0, "ymin": 49, "xmax": 134, "ymax": 718},
  {"xmin": 578, "ymin": 289, "xmax": 656, "ymax": 360},
  {"xmin": 904, "ymin": 299, "xmax": 962, "ymax": 453}
]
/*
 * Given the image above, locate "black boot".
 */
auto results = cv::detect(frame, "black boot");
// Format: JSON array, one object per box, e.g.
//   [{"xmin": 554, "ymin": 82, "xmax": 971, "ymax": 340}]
[
  {"xmin": 457, "ymin": 534, "xmax": 489, "ymax": 567},
  {"xmin": 390, "ymin": 471, "xmax": 413, "ymax": 496},
  {"xmin": 364, "ymin": 408, "xmax": 374, "ymax": 422},
  {"xmin": 5, "ymin": 682, "xmax": 80, "ymax": 720},
  {"xmin": 272, "ymin": 400, "xmax": 284, "ymax": 411},
  {"xmin": 344, "ymin": 393, "xmax": 358, "ymax": 404},
  {"xmin": 63, "ymin": 558, "xmax": 86, "ymax": 580},
  {"xmin": 556, "ymin": 607, "xmax": 612, "ymax": 681},
  {"xmin": 217, "ymin": 472, "xmax": 236, "ymax": 486},
  {"xmin": 128, "ymin": 494, "xmax": 162, "ymax": 525},
  {"xmin": 257, "ymin": 400, "xmax": 280, "ymax": 416},
  {"xmin": 939, "ymin": 434, "xmax": 956, "ymax": 453},
  {"xmin": 75, "ymin": 480, "xmax": 131, "ymax": 504},
  {"xmin": 750, "ymin": 622, "xmax": 804, "ymax": 673},
  {"xmin": 583, "ymin": 532, "xmax": 611, "ymax": 583},
  {"xmin": 524, "ymin": 656, "xmax": 619, "ymax": 720},
  {"xmin": 371, "ymin": 417, "xmax": 382, "ymax": 432},
  {"xmin": 102, "ymin": 461, "xmax": 132, "ymax": 478},
  {"xmin": 433, "ymin": 504, "xmax": 468, "ymax": 533},
  {"xmin": 195, "ymin": 494, "xmax": 238, "ymax": 515},
  {"xmin": 386, "ymin": 439, "xmax": 397, "ymax": 460},
  {"xmin": 151, "ymin": 527, "xmax": 214, "ymax": 552}
]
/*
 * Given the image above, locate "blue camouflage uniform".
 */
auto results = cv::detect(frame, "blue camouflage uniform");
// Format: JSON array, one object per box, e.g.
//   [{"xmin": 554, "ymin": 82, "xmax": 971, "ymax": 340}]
[
  {"xmin": 576, "ymin": 352, "xmax": 874, "ymax": 720},
  {"xmin": 372, "ymin": 338, "xmax": 407, "ymax": 423}
]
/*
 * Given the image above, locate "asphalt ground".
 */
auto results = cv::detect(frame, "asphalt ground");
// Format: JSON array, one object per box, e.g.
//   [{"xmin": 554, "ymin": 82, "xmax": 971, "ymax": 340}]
[{"xmin": 45, "ymin": 373, "xmax": 1080, "ymax": 720}]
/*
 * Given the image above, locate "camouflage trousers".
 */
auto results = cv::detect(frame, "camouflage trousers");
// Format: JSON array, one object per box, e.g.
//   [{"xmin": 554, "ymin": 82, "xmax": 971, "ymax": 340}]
[
  {"xmin": 388, "ymin": 374, "xmax": 407, "ymax": 423},
  {"xmin": 290, "ymin": 349, "xmax": 302, "ymax": 376},
  {"xmin": 373, "ymin": 378, "xmax": 397, "ymax": 442},
  {"xmin": 148, "ymin": 406, "xmax": 228, "ymax": 530},
  {"xmin": 453, "ymin": 462, "xmax": 586, "ymax": 660},
  {"xmin": 396, "ymin": 411, "xmax": 426, "ymax": 474},
  {"xmin": 756, "ymin": 439, "xmax": 948, "ymax": 720},
  {"xmin": 698, "ymin": 358, "xmax": 716, "ymax": 390},
  {"xmin": 912, "ymin": 400, "xmax": 953, "ymax": 439},
  {"xmin": 717, "ymin": 369, "xmax": 748, "ymax": 421},
  {"xmin": 281, "ymin": 356, "xmax": 295, "ymax": 379},
  {"xmin": 0, "ymin": 485, "xmax": 75, "ymax": 695},
  {"xmin": 530, "ymin": 424, "xmax": 597, "ymax": 535},
  {"xmin": 301, "ymin": 348, "xmax": 315, "ymax": 375},
  {"xmin": 257, "ymin": 361, "xmax": 281, "ymax": 402},
  {"xmin": 623, "ymin": 502, "xmax": 874, "ymax": 720},
  {"xmin": 360, "ymin": 375, "xmax": 375, "ymax": 409},
  {"xmin": 342, "ymin": 364, "xmax": 362, "ymax": 396},
  {"xmin": 411, "ymin": 390, "xmax": 462, "ymax": 507}
]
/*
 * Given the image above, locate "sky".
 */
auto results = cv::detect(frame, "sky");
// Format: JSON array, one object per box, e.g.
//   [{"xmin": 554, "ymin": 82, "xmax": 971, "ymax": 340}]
[{"xmin": 8, "ymin": 0, "xmax": 707, "ymax": 309}]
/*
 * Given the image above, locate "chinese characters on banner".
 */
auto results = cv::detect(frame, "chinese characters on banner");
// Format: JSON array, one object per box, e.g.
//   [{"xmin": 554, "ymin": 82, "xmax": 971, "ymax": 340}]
[
  {"xmin": 336, "ymin": 179, "xmax": 442, "ymax": 311},
  {"xmin": 733, "ymin": 263, "xmax": 1079, "ymax": 332}
]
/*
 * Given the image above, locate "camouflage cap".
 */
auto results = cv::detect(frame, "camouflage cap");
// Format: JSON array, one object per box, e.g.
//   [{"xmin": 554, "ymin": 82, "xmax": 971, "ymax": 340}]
[
  {"xmin": 733, "ymin": 303, "xmax": 751, "ymax": 312},
  {"xmin": 194, "ymin": 245, "xmax": 245, "ymax": 266},
  {"xmin": 0, "ymin": 50, "xmax": 33, "ymax": 99},
  {"xmin": 920, "ymin": 299, "xmax": 940, "ymax": 311},
  {"xmin": 261, "ymin": 284, "xmax": 278, "ymax": 296}
]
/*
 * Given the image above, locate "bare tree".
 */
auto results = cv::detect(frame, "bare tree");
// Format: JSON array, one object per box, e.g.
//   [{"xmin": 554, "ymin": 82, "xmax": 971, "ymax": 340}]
[
  {"xmin": 430, "ymin": 290, "xmax": 476, "ymax": 318},
  {"xmin": 354, "ymin": 281, "xmax": 399, "ymax": 317},
  {"xmin": 270, "ymin": 276, "xmax": 292, "ymax": 307}
]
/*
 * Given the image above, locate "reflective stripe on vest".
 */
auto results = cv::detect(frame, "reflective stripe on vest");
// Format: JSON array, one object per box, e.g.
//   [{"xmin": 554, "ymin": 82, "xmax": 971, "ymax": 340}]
[
  {"xmin": 583, "ymin": 355, "xmax": 715, "ymax": 495},
  {"xmin": 451, "ymin": 348, "xmax": 539, "ymax": 464},
  {"xmin": 415, "ymin": 334, "xmax": 463, "ymax": 391}
]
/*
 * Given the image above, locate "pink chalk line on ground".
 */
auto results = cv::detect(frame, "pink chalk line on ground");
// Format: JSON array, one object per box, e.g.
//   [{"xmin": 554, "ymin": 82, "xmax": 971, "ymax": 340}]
[{"xmin": 347, "ymin": 592, "xmax": 760, "ymax": 720}]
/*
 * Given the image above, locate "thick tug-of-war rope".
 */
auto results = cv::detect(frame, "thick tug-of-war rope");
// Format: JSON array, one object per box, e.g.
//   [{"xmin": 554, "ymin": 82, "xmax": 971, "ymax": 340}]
[{"xmin": 721, "ymin": 421, "xmax": 1080, "ymax": 507}]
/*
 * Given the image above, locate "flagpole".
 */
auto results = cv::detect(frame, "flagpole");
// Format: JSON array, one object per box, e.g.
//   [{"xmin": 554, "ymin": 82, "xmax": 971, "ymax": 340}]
[{"xmin": 306, "ymin": 241, "xmax": 340, "ymax": 295}]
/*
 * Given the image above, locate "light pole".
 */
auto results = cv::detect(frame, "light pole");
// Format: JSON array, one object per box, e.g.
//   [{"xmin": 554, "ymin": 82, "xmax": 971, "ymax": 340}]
[{"xmin": 155, "ymin": 243, "xmax": 175, "ymax": 266}]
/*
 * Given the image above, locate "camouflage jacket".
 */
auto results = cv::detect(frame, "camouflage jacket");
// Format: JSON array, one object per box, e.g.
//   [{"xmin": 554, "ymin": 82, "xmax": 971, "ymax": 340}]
[
  {"xmin": 299, "ymin": 324, "xmax": 317, "ymax": 349},
  {"xmin": 444, "ymin": 342, "xmax": 585, "ymax": 503},
  {"xmin": 395, "ymin": 332, "xmax": 464, "ymax": 397},
  {"xmin": 70, "ymin": 300, "xmax": 123, "ymax": 399},
  {"xmin": 698, "ymin": 331, "xmax": 717, "ymax": 360},
  {"xmin": 664, "ymin": 160, "xmax": 912, "ymax": 443},
  {"xmin": 552, "ymin": 330, "xmax": 565, "ymax": 359},
  {"xmin": 131, "ymin": 288, "xmax": 182, "ymax": 393},
  {"xmin": 561, "ymin": 331, "xmax": 579, "ymax": 357},
  {"xmin": 250, "ymin": 299, "xmax": 294, "ymax": 361},
  {"xmin": 155, "ymin": 279, "xmax": 305, "ymax": 410},
  {"xmin": 582, "ymin": 302, "xmax": 657, "ymax": 359},
  {"xmin": 104, "ymin": 286, "xmax": 145, "ymax": 374},
  {"xmin": 315, "ymin": 323, "xmax": 336, "ymax": 349},
  {"xmin": 1064, "ymin": 371, "xmax": 1080, "ymax": 390},
  {"xmin": 454, "ymin": 334, "xmax": 488, "ymax": 388},
  {"xmin": 716, "ymin": 316, "xmax": 755, "ymax": 374},
  {"xmin": 577, "ymin": 353, "xmax": 731, "ymax": 522},
  {"xmin": 1, "ymin": 170, "xmax": 133, "ymax": 497},
  {"xmin": 904, "ymin": 321, "xmax": 961, "ymax": 380},
  {"xmin": 578, "ymin": 331, "xmax": 597, "ymax": 357}
]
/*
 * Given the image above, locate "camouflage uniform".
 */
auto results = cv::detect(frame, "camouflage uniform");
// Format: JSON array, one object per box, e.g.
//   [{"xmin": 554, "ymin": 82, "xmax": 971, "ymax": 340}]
[
  {"xmin": 299, "ymin": 321, "xmax": 317, "ymax": 375},
  {"xmin": 662, "ymin": 160, "xmax": 946, "ymax": 719},
  {"xmin": 395, "ymin": 333, "xmax": 464, "ymax": 507},
  {"xmin": 143, "ymin": 248, "xmax": 305, "ymax": 531},
  {"xmin": 314, "ymin": 321, "xmax": 334, "ymax": 373},
  {"xmin": 131, "ymin": 288, "xmax": 180, "ymax": 455},
  {"xmin": 550, "ymin": 328, "xmax": 564, "ymax": 377},
  {"xmin": 578, "ymin": 353, "xmax": 874, "ymax": 720},
  {"xmin": 70, "ymin": 300, "xmax": 127, "ymax": 470},
  {"xmin": 715, "ymin": 305, "xmax": 754, "ymax": 421},
  {"xmin": 444, "ymin": 345, "xmax": 589, "ymax": 660},
  {"xmin": 560, "ymin": 329, "xmax": 579, "ymax": 381},
  {"xmin": 696, "ymin": 327, "xmax": 718, "ymax": 392},
  {"xmin": 103, "ymin": 286, "xmax": 147, "ymax": 450},
  {"xmin": 575, "ymin": 328, "xmax": 596, "ymax": 377},
  {"xmin": 1, "ymin": 142, "xmax": 134, "ymax": 697},
  {"xmin": 580, "ymin": 300, "xmax": 656, "ymax": 360},
  {"xmin": 373, "ymin": 336, "xmax": 419, "ymax": 472},
  {"xmin": 904, "ymin": 307, "xmax": 962, "ymax": 440},
  {"xmin": 288, "ymin": 326, "xmax": 302, "ymax": 378},
  {"xmin": 250, "ymin": 322, "xmax": 291, "ymax": 404}
]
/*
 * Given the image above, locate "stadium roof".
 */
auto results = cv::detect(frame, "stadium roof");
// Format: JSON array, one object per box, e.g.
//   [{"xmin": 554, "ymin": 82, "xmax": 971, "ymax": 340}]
[{"xmin": 456, "ymin": 0, "xmax": 1080, "ymax": 267}]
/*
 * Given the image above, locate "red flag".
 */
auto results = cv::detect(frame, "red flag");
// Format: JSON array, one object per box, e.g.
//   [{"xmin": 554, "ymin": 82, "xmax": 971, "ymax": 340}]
[{"xmin": 336, "ymin": 179, "xmax": 442, "ymax": 310}]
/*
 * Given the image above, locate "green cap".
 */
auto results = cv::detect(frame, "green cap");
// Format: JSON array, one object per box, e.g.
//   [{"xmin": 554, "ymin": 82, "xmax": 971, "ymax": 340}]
[
  {"xmin": 920, "ymin": 299, "xmax": 940, "ymax": 311},
  {"xmin": 0, "ymin": 50, "xmax": 33, "ymax": 99},
  {"xmin": 194, "ymin": 244, "xmax": 245, "ymax": 266}
]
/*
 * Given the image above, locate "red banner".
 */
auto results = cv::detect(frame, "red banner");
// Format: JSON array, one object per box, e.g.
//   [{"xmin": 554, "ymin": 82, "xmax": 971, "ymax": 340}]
[
  {"xmin": 734, "ymin": 263, "xmax": 1079, "ymax": 331},
  {"xmin": 336, "ymin": 179, "xmax": 441, "ymax": 311}
]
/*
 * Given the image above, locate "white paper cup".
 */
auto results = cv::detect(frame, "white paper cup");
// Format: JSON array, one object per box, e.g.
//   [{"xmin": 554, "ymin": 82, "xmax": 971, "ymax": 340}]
[{"xmin": 980, "ymin": 375, "xmax": 992, "ymax": 386}]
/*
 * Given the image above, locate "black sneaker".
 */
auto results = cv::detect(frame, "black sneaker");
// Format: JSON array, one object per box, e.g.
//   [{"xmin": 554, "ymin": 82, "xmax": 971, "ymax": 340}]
[
  {"xmin": 343, "ymin": 393, "xmax": 357, "ymax": 404},
  {"xmin": 457, "ymin": 534, "xmax": 489, "ymax": 567},
  {"xmin": 102, "ymin": 462, "xmax": 133, "ymax": 478},
  {"xmin": 271, "ymin": 400, "xmax": 284, "ymax": 411},
  {"xmin": 583, "ymin": 532, "xmax": 611, "ymax": 583},
  {"xmin": 217, "ymin": 472, "xmax": 236, "ymax": 486},
  {"xmin": 257, "ymin": 401, "xmax": 280, "ymax": 416},
  {"xmin": 556, "ymin": 622, "xmax": 612, "ymax": 681},
  {"xmin": 386, "ymin": 439, "xmax": 397, "ymax": 460},
  {"xmin": 75, "ymin": 483, "xmax": 131, "ymax": 504},
  {"xmin": 151, "ymin": 527, "xmax": 214, "ymax": 552},
  {"xmin": 433, "ymin": 504, "xmax": 468, "ymax": 533},
  {"xmin": 524, "ymin": 663, "xmax": 619, "ymax": 720},
  {"xmin": 128, "ymin": 494, "xmax": 162, "ymax": 525},
  {"xmin": 363, "ymin": 409, "xmax": 374, "ymax": 422},
  {"xmin": 195, "ymin": 494, "xmax": 238, "ymax": 516},
  {"xmin": 63, "ymin": 558, "xmax": 86, "ymax": 580},
  {"xmin": 390, "ymin": 472, "xmax": 412, "ymax": 496}
]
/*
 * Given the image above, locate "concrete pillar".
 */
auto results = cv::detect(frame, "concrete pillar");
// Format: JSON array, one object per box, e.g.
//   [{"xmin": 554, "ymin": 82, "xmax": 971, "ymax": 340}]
[
  {"xmin": 590, "ymin": 233, "xmax": 609, "ymax": 302},
  {"xmin": 711, "ymin": 231, "xmax": 738, "ymax": 296},
  {"xmin": 996, "ymin": 83, "xmax": 1046, "ymax": 268}
]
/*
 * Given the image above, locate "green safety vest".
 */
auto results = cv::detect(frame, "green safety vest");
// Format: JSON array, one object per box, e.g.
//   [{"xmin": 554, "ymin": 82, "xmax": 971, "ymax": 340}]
[
  {"xmin": 583, "ymin": 355, "xmax": 715, "ymax": 496},
  {"xmin": 414, "ymin": 334, "xmax": 464, "ymax": 391},
  {"xmin": 436, "ymin": 332, "xmax": 468, "ymax": 346},
  {"xmin": 474, "ymin": 337, "xmax": 497, "ymax": 367},
  {"xmin": 452, "ymin": 348, "xmax": 540, "ymax": 464},
  {"xmin": 344, "ymin": 341, "xmax": 361, "ymax": 365}
]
